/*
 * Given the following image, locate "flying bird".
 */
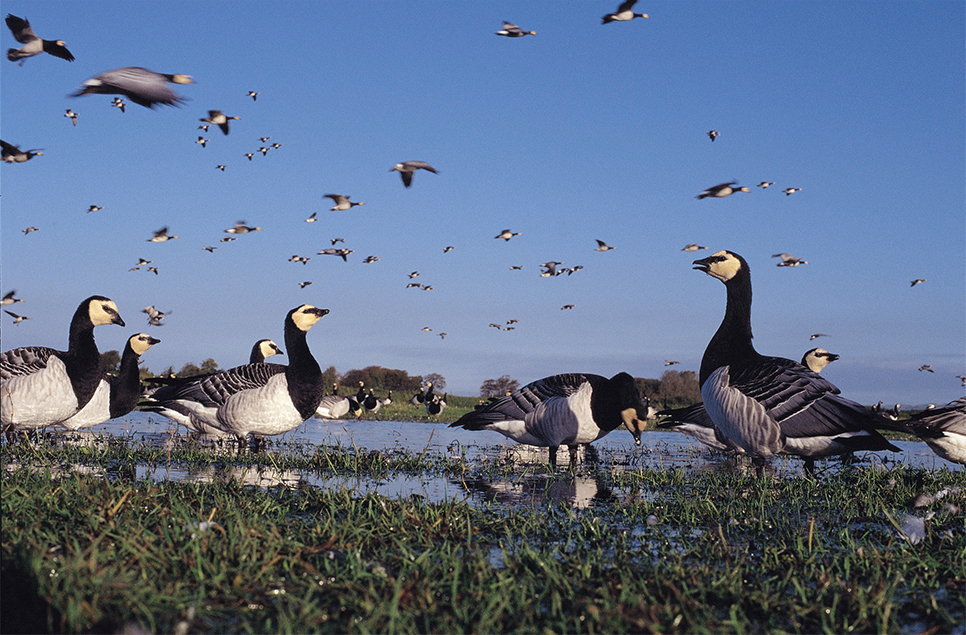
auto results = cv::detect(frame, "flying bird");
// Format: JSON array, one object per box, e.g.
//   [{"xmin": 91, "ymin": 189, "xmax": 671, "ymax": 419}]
[
  {"xmin": 602, "ymin": 0, "xmax": 649, "ymax": 24},
  {"xmin": 215, "ymin": 164, "xmax": 226, "ymax": 171},
  {"xmin": 707, "ymin": 130, "xmax": 719, "ymax": 142},
  {"xmin": 561, "ymin": 304, "xmax": 576, "ymax": 310},
  {"xmin": 1, "ymin": 291, "xmax": 24, "ymax": 306},
  {"xmin": 595, "ymin": 240, "xmax": 616, "ymax": 252},
  {"xmin": 224, "ymin": 221, "xmax": 261, "ymax": 234},
  {"xmin": 64, "ymin": 109, "xmax": 78, "ymax": 126},
  {"xmin": 390, "ymin": 161, "xmax": 437, "ymax": 188},
  {"xmin": 72, "ymin": 67, "xmax": 194, "ymax": 109},
  {"xmin": 111, "ymin": 97, "xmax": 126, "ymax": 112},
  {"xmin": 495, "ymin": 229, "xmax": 522, "ymax": 241},
  {"xmin": 4, "ymin": 310, "xmax": 29, "ymax": 325},
  {"xmin": 87, "ymin": 205, "xmax": 104, "ymax": 213},
  {"xmin": 147, "ymin": 227, "xmax": 178, "ymax": 242},
  {"xmin": 809, "ymin": 333, "xmax": 829, "ymax": 340},
  {"xmin": 299, "ymin": 281, "xmax": 313, "ymax": 289},
  {"xmin": 918, "ymin": 365, "xmax": 934, "ymax": 373},
  {"xmin": 540, "ymin": 261, "xmax": 564, "ymax": 277},
  {"xmin": 757, "ymin": 181, "xmax": 775, "ymax": 189},
  {"xmin": 246, "ymin": 91, "xmax": 260, "ymax": 101},
  {"xmin": 362, "ymin": 256, "xmax": 380, "ymax": 264},
  {"xmin": 772, "ymin": 252, "xmax": 809, "ymax": 267},
  {"xmin": 1, "ymin": 140, "xmax": 42, "ymax": 163},
  {"xmin": 696, "ymin": 181, "xmax": 749, "ymax": 199},
  {"xmin": 318, "ymin": 248, "xmax": 353, "ymax": 261},
  {"xmin": 22, "ymin": 226, "xmax": 39, "ymax": 235},
  {"xmin": 682, "ymin": 243, "xmax": 708, "ymax": 252},
  {"xmin": 324, "ymin": 194, "xmax": 364, "ymax": 211},
  {"xmin": 495, "ymin": 21, "xmax": 536, "ymax": 37},
  {"xmin": 664, "ymin": 360, "xmax": 680, "ymax": 366},
  {"xmin": 782, "ymin": 187, "xmax": 802, "ymax": 196},
  {"xmin": 195, "ymin": 136, "xmax": 208, "ymax": 148},
  {"xmin": 289, "ymin": 255, "xmax": 311, "ymax": 265},
  {"xmin": 443, "ymin": 246, "xmax": 455, "ymax": 253},
  {"xmin": 5, "ymin": 14, "xmax": 74, "ymax": 63},
  {"xmin": 200, "ymin": 110, "xmax": 240, "ymax": 135},
  {"xmin": 910, "ymin": 279, "xmax": 926, "ymax": 287}
]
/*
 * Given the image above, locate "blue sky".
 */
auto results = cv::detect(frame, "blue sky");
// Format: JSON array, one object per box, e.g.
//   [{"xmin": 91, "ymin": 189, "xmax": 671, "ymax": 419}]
[{"xmin": 1, "ymin": 1, "xmax": 963, "ymax": 406}]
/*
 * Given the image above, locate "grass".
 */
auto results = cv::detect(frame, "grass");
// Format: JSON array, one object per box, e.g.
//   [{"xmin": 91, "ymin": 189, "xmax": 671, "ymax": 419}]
[{"xmin": 2, "ymin": 435, "xmax": 964, "ymax": 634}]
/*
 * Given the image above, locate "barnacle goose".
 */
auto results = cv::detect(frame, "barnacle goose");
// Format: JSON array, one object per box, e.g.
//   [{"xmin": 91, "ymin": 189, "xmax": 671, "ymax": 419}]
[
  {"xmin": 695, "ymin": 182, "xmax": 749, "ymax": 199},
  {"xmin": 390, "ymin": 161, "xmax": 437, "ymax": 188},
  {"xmin": 1, "ymin": 140, "xmax": 42, "ymax": 163},
  {"xmin": 71, "ymin": 67, "xmax": 194, "ymax": 109},
  {"xmin": 324, "ymin": 194, "xmax": 364, "ymax": 211},
  {"xmin": 144, "ymin": 306, "xmax": 329, "ymax": 445},
  {"xmin": 906, "ymin": 398, "xmax": 966, "ymax": 465},
  {"xmin": 56, "ymin": 333, "xmax": 159, "ymax": 431},
  {"xmin": 495, "ymin": 21, "xmax": 536, "ymax": 37},
  {"xmin": 1, "ymin": 296, "xmax": 125, "ymax": 431},
  {"xmin": 5, "ymin": 14, "xmax": 74, "ymax": 63},
  {"xmin": 602, "ymin": 0, "xmax": 649, "ymax": 24},
  {"xmin": 691, "ymin": 250, "xmax": 905, "ymax": 471},
  {"xmin": 200, "ymin": 110, "xmax": 240, "ymax": 135},
  {"xmin": 250, "ymin": 339, "xmax": 283, "ymax": 363},
  {"xmin": 450, "ymin": 372, "xmax": 649, "ymax": 467}
]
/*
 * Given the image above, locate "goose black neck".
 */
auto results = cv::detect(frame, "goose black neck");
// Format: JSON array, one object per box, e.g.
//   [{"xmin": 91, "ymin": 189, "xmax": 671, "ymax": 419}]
[
  {"xmin": 64, "ymin": 303, "xmax": 104, "ymax": 407},
  {"xmin": 110, "ymin": 341, "xmax": 143, "ymax": 418},
  {"xmin": 700, "ymin": 269, "xmax": 758, "ymax": 386},
  {"xmin": 284, "ymin": 323, "xmax": 323, "ymax": 419}
]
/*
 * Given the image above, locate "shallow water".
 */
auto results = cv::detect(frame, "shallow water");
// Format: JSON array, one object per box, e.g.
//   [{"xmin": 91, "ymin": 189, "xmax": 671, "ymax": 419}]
[{"xmin": 15, "ymin": 411, "xmax": 962, "ymax": 510}]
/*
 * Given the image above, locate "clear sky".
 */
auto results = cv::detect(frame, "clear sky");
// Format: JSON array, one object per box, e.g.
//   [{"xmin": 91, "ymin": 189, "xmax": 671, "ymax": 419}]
[{"xmin": 1, "ymin": 1, "xmax": 963, "ymax": 406}]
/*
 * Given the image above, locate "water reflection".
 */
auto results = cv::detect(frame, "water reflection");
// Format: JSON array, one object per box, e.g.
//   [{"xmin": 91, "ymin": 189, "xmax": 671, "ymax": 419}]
[{"xmin": 460, "ymin": 474, "xmax": 614, "ymax": 509}]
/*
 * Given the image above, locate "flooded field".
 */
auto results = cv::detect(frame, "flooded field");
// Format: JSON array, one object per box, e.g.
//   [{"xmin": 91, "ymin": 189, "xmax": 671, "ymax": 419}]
[{"xmin": 3, "ymin": 413, "xmax": 964, "ymax": 634}]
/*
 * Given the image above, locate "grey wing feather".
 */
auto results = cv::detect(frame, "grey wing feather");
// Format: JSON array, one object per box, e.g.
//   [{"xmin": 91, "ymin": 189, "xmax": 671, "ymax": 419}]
[
  {"xmin": 451, "ymin": 373, "xmax": 590, "ymax": 428},
  {"xmin": 5, "ymin": 15, "xmax": 36, "ymax": 43},
  {"xmin": 160, "ymin": 363, "xmax": 285, "ymax": 408},
  {"xmin": 0, "ymin": 346, "xmax": 56, "ymax": 380}
]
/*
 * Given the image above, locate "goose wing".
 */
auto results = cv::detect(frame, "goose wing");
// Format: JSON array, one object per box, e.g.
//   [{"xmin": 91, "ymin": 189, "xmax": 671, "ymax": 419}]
[
  {"xmin": 5, "ymin": 15, "xmax": 37, "ymax": 44},
  {"xmin": 83, "ymin": 67, "xmax": 184, "ymax": 108},
  {"xmin": 727, "ymin": 357, "xmax": 885, "ymax": 438},
  {"xmin": 0, "ymin": 346, "xmax": 56, "ymax": 380},
  {"xmin": 908, "ymin": 397, "xmax": 966, "ymax": 436},
  {"xmin": 404, "ymin": 160, "xmax": 437, "ymax": 173},
  {"xmin": 162, "ymin": 363, "xmax": 286, "ymax": 408},
  {"xmin": 452, "ymin": 373, "xmax": 591, "ymax": 428}
]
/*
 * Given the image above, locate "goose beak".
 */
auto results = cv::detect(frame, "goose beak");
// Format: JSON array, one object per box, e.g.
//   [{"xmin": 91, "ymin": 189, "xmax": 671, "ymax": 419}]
[
  {"xmin": 826, "ymin": 353, "xmax": 840, "ymax": 362},
  {"xmin": 148, "ymin": 336, "xmax": 161, "ymax": 345},
  {"xmin": 621, "ymin": 408, "xmax": 645, "ymax": 446},
  {"xmin": 308, "ymin": 308, "xmax": 330, "ymax": 318},
  {"xmin": 692, "ymin": 256, "xmax": 712, "ymax": 272}
]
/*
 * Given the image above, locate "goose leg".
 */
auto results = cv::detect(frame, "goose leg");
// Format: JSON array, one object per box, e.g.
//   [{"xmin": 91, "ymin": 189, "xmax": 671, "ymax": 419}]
[
  {"xmin": 549, "ymin": 445, "xmax": 559, "ymax": 468},
  {"xmin": 568, "ymin": 444, "xmax": 579, "ymax": 468}
]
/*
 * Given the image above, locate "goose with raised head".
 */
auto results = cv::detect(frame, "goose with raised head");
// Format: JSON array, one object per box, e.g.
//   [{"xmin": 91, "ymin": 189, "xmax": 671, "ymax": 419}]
[
  {"xmin": 143, "ymin": 305, "xmax": 329, "ymax": 445},
  {"xmin": 56, "ymin": 333, "xmax": 160, "ymax": 431},
  {"xmin": 1, "ymin": 296, "xmax": 125, "ymax": 431},
  {"xmin": 249, "ymin": 339, "xmax": 283, "ymax": 364},
  {"xmin": 451, "ymin": 372, "xmax": 649, "ymax": 467},
  {"xmin": 691, "ymin": 250, "xmax": 905, "ymax": 472}
]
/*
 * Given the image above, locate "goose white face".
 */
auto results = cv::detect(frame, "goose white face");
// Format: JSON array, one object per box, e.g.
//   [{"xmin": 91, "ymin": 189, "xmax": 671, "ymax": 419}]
[
  {"xmin": 90, "ymin": 299, "xmax": 125, "ymax": 327},
  {"xmin": 291, "ymin": 305, "xmax": 330, "ymax": 331},
  {"xmin": 622, "ymin": 407, "xmax": 647, "ymax": 446},
  {"xmin": 693, "ymin": 250, "xmax": 742, "ymax": 283},
  {"xmin": 260, "ymin": 340, "xmax": 283, "ymax": 359},
  {"xmin": 130, "ymin": 333, "xmax": 161, "ymax": 355}
]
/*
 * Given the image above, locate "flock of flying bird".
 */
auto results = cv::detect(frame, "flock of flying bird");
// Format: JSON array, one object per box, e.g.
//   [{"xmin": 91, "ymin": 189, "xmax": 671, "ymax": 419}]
[{"xmin": 2, "ymin": 6, "xmax": 962, "ymax": 472}]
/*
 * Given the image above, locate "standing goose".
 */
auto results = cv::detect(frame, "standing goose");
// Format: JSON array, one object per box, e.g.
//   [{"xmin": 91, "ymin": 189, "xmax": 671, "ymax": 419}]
[
  {"xmin": 144, "ymin": 306, "xmax": 329, "ymax": 445},
  {"xmin": 56, "ymin": 333, "xmax": 160, "ymax": 431},
  {"xmin": 71, "ymin": 67, "xmax": 194, "ymax": 109},
  {"xmin": 390, "ymin": 161, "xmax": 437, "ymax": 188},
  {"xmin": 654, "ymin": 348, "xmax": 839, "ymax": 456},
  {"xmin": 906, "ymin": 397, "xmax": 966, "ymax": 465},
  {"xmin": 1, "ymin": 296, "xmax": 125, "ymax": 431},
  {"xmin": 691, "ymin": 250, "xmax": 904, "ymax": 470},
  {"xmin": 695, "ymin": 182, "xmax": 749, "ymax": 199},
  {"xmin": 5, "ymin": 14, "xmax": 74, "ymax": 63},
  {"xmin": 602, "ymin": 0, "xmax": 649, "ymax": 24},
  {"xmin": 451, "ymin": 372, "xmax": 649, "ymax": 467}
]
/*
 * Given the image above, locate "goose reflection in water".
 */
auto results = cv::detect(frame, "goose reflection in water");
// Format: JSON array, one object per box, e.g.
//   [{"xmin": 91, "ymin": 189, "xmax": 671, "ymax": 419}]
[{"xmin": 459, "ymin": 474, "xmax": 614, "ymax": 510}]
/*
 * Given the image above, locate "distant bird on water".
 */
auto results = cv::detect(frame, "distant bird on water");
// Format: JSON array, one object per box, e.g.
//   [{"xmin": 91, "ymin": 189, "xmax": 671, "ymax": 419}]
[
  {"xmin": 696, "ymin": 181, "xmax": 749, "ymax": 199},
  {"xmin": 495, "ymin": 21, "xmax": 536, "ymax": 37},
  {"xmin": 1, "ymin": 140, "xmax": 42, "ymax": 163},
  {"xmin": 390, "ymin": 161, "xmax": 437, "ymax": 188},
  {"xmin": 72, "ymin": 67, "xmax": 194, "ymax": 109},
  {"xmin": 200, "ymin": 110, "xmax": 240, "ymax": 135},
  {"xmin": 602, "ymin": 0, "xmax": 649, "ymax": 24},
  {"xmin": 324, "ymin": 194, "xmax": 364, "ymax": 211},
  {"xmin": 495, "ymin": 229, "xmax": 522, "ymax": 241},
  {"xmin": 5, "ymin": 14, "xmax": 74, "ymax": 63}
]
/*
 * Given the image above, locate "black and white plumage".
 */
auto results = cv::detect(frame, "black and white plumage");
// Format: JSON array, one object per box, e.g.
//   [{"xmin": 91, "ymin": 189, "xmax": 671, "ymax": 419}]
[
  {"xmin": 2, "ymin": 290, "xmax": 24, "ymax": 306},
  {"xmin": 1, "ymin": 140, "xmax": 42, "ymax": 163},
  {"xmin": 495, "ymin": 229, "xmax": 522, "ymax": 241},
  {"xmin": 495, "ymin": 21, "xmax": 536, "ymax": 37},
  {"xmin": 318, "ymin": 248, "xmax": 353, "ymax": 261},
  {"xmin": 56, "ymin": 333, "xmax": 160, "ymax": 431},
  {"xmin": 907, "ymin": 398, "xmax": 966, "ymax": 465},
  {"xmin": 801, "ymin": 348, "xmax": 839, "ymax": 374},
  {"xmin": 691, "ymin": 250, "xmax": 904, "ymax": 467},
  {"xmin": 707, "ymin": 130, "xmax": 719, "ymax": 142},
  {"xmin": 1, "ymin": 296, "xmax": 125, "ymax": 431},
  {"xmin": 225, "ymin": 221, "xmax": 261, "ymax": 235},
  {"xmin": 682, "ymin": 243, "xmax": 708, "ymax": 252},
  {"xmin": 450, "ymin": 372, "xmax": 649, "ymax": 467},
  {"xmin": 426, "ymin": 391, "xmax": 447, "ymax": 417},
  {"xmin": 144, "ymin": 305, "xmax": 329, "ymax": 442},
  {"xmin": 772, "ymin": 252, "xmax": 809, "ymax": 267},
  {"xmin": 5, "ymin": 14, "xmax": 74, "ymax": 63},
  {"xmin": 71, "ymin": 67, "xmax": 194, "ymax": 109},
  {"xmin": 602, "ymin": 0, "xmax": 649, "ymax": 24},
  {"xmin": 5, "ymin": 311, "xmax": 29, "ymax": 325},
  {"xmin": 200, "ymin": 110, "xmax": 240, "ymax": 135},
  {"xmin": 148, "ymin": 227, "xmax": 178, "ymax": 242},
  {"xmin": 695, "ymin": 181, "xmax": 750, "ymax": 199},
  {"xmin": 65, "ymin": 109, "xmax": 78, "ymax": 126},
  {"xmin": 249, "ymin": 339, "xmax": 283, "ymax": 364},
  {"xmin": 324, "ymin": 194, "xmax": 364, "ymax": 211},
  {"xmin": 594, "ymin": 240, "xmax": 616, "ymax": 252},
  {"xmin": 390, "ymin": 161, "xmax": 437, "ymax": 188}
]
